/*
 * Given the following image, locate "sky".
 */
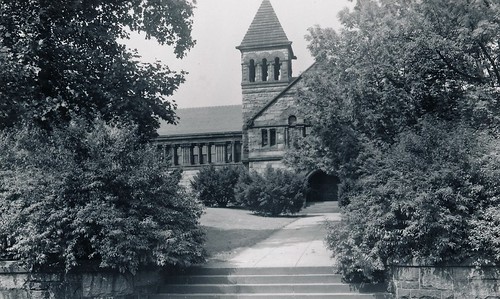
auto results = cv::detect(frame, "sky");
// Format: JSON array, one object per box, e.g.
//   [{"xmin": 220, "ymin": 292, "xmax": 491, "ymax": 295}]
[{"xmin": 125, "ymin": 0, "xmax": 353, "ymax": 108}]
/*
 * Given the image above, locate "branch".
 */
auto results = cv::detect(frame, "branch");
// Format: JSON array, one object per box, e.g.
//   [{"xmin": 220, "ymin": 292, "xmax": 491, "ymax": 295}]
[
  {"xmin": 435, "ymin": 50, "xmax": 485, "ymax": 83},
  {"xmin": 478, "ymin": 42, "xmax": 500, "ymax": 86},
  {"xmin": 384, "ymin": 73, "xmax": 412, "ymax": 94}
]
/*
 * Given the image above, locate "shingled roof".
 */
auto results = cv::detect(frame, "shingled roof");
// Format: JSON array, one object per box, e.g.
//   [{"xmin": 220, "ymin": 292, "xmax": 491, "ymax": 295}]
[
  {"xmin": 237, "ymin": 0, "xmax": 291, "ymax": 50},
  {"xmin": 157, "ymin": 105, "xmax": 243, "ymax": 136}
]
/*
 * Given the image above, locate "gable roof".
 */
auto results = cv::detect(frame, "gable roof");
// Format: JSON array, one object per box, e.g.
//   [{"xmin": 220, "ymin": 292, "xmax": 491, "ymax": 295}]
[
  {"xmin": 249, "ymin": 63, "xmax": 318, "ymax": 124},
  {"xmin": 237, "ymin": 0, "xmax": 292, "ymax": 50},
  {"xmin": 157, "ymin": 105, "xmax": 243, "ymax": 136}
]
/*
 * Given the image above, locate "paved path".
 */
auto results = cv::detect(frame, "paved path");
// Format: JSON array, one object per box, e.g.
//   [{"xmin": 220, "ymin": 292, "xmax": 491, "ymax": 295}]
[{"xmin": 206, "ymin": 213, "xmax": 341, "ymax": 268}]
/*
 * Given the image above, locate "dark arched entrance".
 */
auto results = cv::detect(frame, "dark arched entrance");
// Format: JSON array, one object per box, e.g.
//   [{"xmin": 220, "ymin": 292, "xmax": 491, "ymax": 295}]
[{"xmin": 306, "ymin": 170, "xmax": 339, "ymax": 202}]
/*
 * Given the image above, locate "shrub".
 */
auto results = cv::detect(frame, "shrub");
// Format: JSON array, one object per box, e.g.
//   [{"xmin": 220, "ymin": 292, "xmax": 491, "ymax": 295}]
[
  {"xmin": 326, "ymin": 119, "xmax": 500, "ymax": 283},
  {"xmin": 235, "ymin": 166, "xmax": 306, "ymax": 216},
  {"xmin": 0, "ymin": 120, "xmax": 205, "ymax": 273},
  {"xmin": 191, "ymin": 165, "xmax": 246, "ymax": 207}
]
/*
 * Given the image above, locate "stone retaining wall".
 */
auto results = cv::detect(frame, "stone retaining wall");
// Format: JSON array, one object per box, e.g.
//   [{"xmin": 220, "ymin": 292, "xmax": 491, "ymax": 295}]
[
  {"xmin": 0, "ymin": 261, "xmax": 161, "ymax": 299},
  {"xmin": 391, "ymin": 265, "xmax": 500, "ymax": 298}
]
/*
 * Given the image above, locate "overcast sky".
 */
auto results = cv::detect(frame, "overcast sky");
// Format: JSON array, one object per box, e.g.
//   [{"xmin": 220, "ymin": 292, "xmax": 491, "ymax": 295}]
[{"xmin": 125, "ymin": 0, "xmax": 353, "ymax": 108}]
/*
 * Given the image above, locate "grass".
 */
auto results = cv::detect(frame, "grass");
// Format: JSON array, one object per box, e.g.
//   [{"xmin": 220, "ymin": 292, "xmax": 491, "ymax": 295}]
[{"xmin": 200, "ymin": 207, "xmax": 298, "ymax": 262}]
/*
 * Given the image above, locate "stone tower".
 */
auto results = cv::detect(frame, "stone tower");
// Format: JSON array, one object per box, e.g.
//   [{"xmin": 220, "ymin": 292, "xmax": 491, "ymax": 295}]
[{"xmin": 237, "ymin": 0, "xmax": 296, "ymax": 163}]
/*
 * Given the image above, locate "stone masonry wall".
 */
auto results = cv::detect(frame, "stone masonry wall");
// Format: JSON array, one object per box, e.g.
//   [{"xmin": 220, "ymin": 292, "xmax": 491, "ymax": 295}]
[
  {"xmin": 0, "ymin": 261, "xmax": 162, "ymax": 299},
  {"xmin": 242, "ymin": 82, "xmax": 289, "ymax": 124},
  {"xmin": 247, "ymin": 86, "xmax": 302, "ymax": 167},
  {"xmin": 249, "ymin": 160, "xmax": 287, "ymax": 173},
  {"xmin": 247, "ymin": 127, "xmax": 286, "ymax": 160},
  {"xmin": 252, "ymin": 92, "xmax": 302, "ymax": 127},
  {"xmin": 240, "ymin": 49, "xmax": 293, "ymax": 86},
  {"xmin": 391, "ymin": 266, "xmax": 500, "ymax": 299}
]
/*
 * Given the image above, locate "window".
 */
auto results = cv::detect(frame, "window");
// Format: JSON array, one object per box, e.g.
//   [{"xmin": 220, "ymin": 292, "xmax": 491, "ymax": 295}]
[
  {"xmin": 262, "ymin": 58, "xmax": 268, "ymax": 81},
  {"xmin": 215, "ymin": 144, "xmax": 226, "ymax": 163},
  {"xmin": 234, "ymin": 142, "xmax": 242, "ymax": 163},
  {"xmin": 288, "ymin": 115, "xmax": 297, "ymax": 126},
  {"xmin": 261, "ymin": 129, "xmax": 268, "ymax": 146},
  {"xmin": 175, "ymin": 146, "xmax": 182, "ymax": 165},
  {"xmin": 210, "ymin": 144, "xmax": 216, "ymax": 163},
  {"xmin": 305, "ymin": 126, "xmax": 312, "ymax": 136},
  {"xmin": 249, "ymin": 59, "xmax": 256, "ymax": 82},
  {"xmin": 227, "ymin": 143, "xmax": 233, "ymax": 162},
  {"xmin": 162, "ymin": 145, "xmax": 170, "ymax": 163},
  {"xmin": 181, "ymin": 146, "xmax": 191, "ymax": 165},
  {"xmin": 201, "ymin": 145, "xmax": 208, "ymax": 164},
  {"xmin": 274, "ymin": 57, "xmax": 281, "ymax": 81},
  {"xmin": 193, "ymin": 145, "xmax": 199, "ymax": 165},
  {"xmin": 270, "ymin": 129, "xmax": 276, "ymax": 146}
]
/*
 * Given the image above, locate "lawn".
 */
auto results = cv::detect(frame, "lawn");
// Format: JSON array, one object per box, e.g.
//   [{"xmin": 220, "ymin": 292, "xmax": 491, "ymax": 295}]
[{"xmin": 200, "ymin": 207, "xmax": 298, "ymax": 262}]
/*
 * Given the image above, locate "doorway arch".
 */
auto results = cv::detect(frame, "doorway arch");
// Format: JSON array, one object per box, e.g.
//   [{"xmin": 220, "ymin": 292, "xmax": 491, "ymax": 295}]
[{"xmin": 306, "ymin": 170, "xmax": 339, "ymax": 202}]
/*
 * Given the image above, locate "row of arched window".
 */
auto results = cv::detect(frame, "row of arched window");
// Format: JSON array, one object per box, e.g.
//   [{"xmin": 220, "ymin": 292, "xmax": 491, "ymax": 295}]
[{"xmin": 249, "ymin": 57, "xmax": 282, "ymax": 82}]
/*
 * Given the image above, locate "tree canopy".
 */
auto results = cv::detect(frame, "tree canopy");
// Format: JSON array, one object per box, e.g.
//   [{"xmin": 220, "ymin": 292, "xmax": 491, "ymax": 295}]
[
  {"xmin": 0, "ymin": 0, "xmax": 196, "ymax": 138},
  {"xmin": 0, "ymin": 0, "xmax": 205, "ymax": 273},
  {"xmin": 286, "ymin": 0, "xmax": 500, "ymax": 282}
]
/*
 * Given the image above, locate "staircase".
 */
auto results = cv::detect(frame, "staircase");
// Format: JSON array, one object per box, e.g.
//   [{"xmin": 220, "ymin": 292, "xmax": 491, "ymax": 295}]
[
  {"xmin": 301, "ymin": 201, "xmax": 341, "ymax": 214},
  {"xmin": 150, "ymin": 267, "xmax": 392, "ymax": 298}
]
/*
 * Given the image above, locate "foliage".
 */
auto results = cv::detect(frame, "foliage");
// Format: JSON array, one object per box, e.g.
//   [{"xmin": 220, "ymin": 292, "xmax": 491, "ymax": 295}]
[
  {"xmin": 326, "ymin": 119, "xmax": 500, "ymax": 282},
  {"xmin": 235, "ymin": 166, "xmax": 306, "ymax": 216},
  {"xmin": 0, "ymin": 0, "xmax": 196, "ymax": 138},
  {"xmin": 0, "ymin": 120, "xmax": 205, "ymax": 273},
  {"xmin": 190, "ymin": 165, "xmax": 246, "ymax": 207},
  {"xmin": 285, "ymin": 0, "xmax": 500, "ymax": 282}
]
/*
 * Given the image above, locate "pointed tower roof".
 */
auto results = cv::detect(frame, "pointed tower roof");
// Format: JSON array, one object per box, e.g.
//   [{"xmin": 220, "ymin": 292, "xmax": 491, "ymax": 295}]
[{"xmin": 237, "ymin": 0, "xmax": 292, "ymax": 50}]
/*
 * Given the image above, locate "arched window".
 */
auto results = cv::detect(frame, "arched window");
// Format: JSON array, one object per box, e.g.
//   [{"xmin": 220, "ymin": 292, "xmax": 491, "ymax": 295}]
[
  {"xmin": 288, "ymin": 115, "xmax": 297, "ymax": 126},
  {"xmin": 274, "ymin": 57, "xmax": 281, "ymax": 81},
  {"xmin": 262, "ymin": 58, "xmax": 268, "ymax": 82},
  {"xmin": 249, "ymin": 59, "xmax": 256, "ymax": 82}
]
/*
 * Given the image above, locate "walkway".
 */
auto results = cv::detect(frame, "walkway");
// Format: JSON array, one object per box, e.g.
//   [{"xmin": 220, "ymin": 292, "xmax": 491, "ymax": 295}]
[
  {"xmin": 154, "ymin": 205, "xmax": 392, "ymax": 298},
  {"xmin": 205, "ymin": 212, "xmax": 341, "ymax": 268}
]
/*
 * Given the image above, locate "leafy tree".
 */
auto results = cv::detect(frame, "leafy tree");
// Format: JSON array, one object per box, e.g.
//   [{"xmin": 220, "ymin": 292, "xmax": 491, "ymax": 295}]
[
  {"xmin": 191, "ymin": 165, "xmax": 246, "ymax": 207},
  {"xmin": 0, "ymin": 0, "xmax": 196, "ymax": 138},
  {"xmin": 286, "ymin": 0, "xmax": 500, "ymax": 281},
  {"xmin": 326, "ymin": 119, "xmax": 500, "ymax": 282},
  {"xmin": 0, "ymin": 120, "xmax": 205, "ymax": 273}
]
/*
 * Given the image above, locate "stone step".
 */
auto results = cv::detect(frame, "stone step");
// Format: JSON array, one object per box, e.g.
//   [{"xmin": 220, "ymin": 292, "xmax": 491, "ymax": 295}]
[
  {"xmin": 150, "ymin": 293, "xmax": 393, "ymax": 299},
  {"xmin": 172, "ymin": 266, "xmax": 337, "ymax": 276},
  {"xmin": 165, "ymin": 274, "xmax": 343, "ymax": 284},
  {"xmin": 155, "ymin": 267, "xmax": 392, "ymax": 299},
  {"xmin": 159, "ymin": 282, "xmax": 376, "ymax": 294}
]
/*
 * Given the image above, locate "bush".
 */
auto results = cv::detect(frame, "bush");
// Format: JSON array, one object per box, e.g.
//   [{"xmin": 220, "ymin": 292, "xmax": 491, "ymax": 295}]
[
  {"xmin": 326, "ymin": 119, "xmax": 500, "ymax": 283},
  {"xmin": 0, "ymin": 120, "xmax": 205, "ymax": 273},
  {"xmin": 235, "ymin": 166, "xmax": 306, "ymax": 216},
  {"xmin": 191, "ymin": 165, "xmax": 246, "ymax": 207}
]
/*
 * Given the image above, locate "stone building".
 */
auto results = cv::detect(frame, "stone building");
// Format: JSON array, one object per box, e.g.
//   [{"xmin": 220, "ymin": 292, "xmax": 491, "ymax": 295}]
[{"xmin": 157, "ymin": 0, "xmax": 337, "ymax": 201}]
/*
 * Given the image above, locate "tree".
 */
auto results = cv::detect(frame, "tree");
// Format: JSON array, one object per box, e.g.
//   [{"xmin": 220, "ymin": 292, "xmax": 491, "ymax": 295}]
[
  {"xmin": 0, "ymin": 120, "xmax": 205, "ymax": 273},
  {"xmin": 286, "ymin": 0, "xmax": 500, "ymax": 281},
  {"xmin": 0, "ymin": 0, "xmax": 196, "ymax": 138}
]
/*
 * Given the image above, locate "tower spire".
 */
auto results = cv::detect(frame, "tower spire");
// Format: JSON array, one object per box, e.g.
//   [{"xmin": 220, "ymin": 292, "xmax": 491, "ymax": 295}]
[{"xmin": 237, "ymin": 0, "xmax": 293, "ymax": 51}]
